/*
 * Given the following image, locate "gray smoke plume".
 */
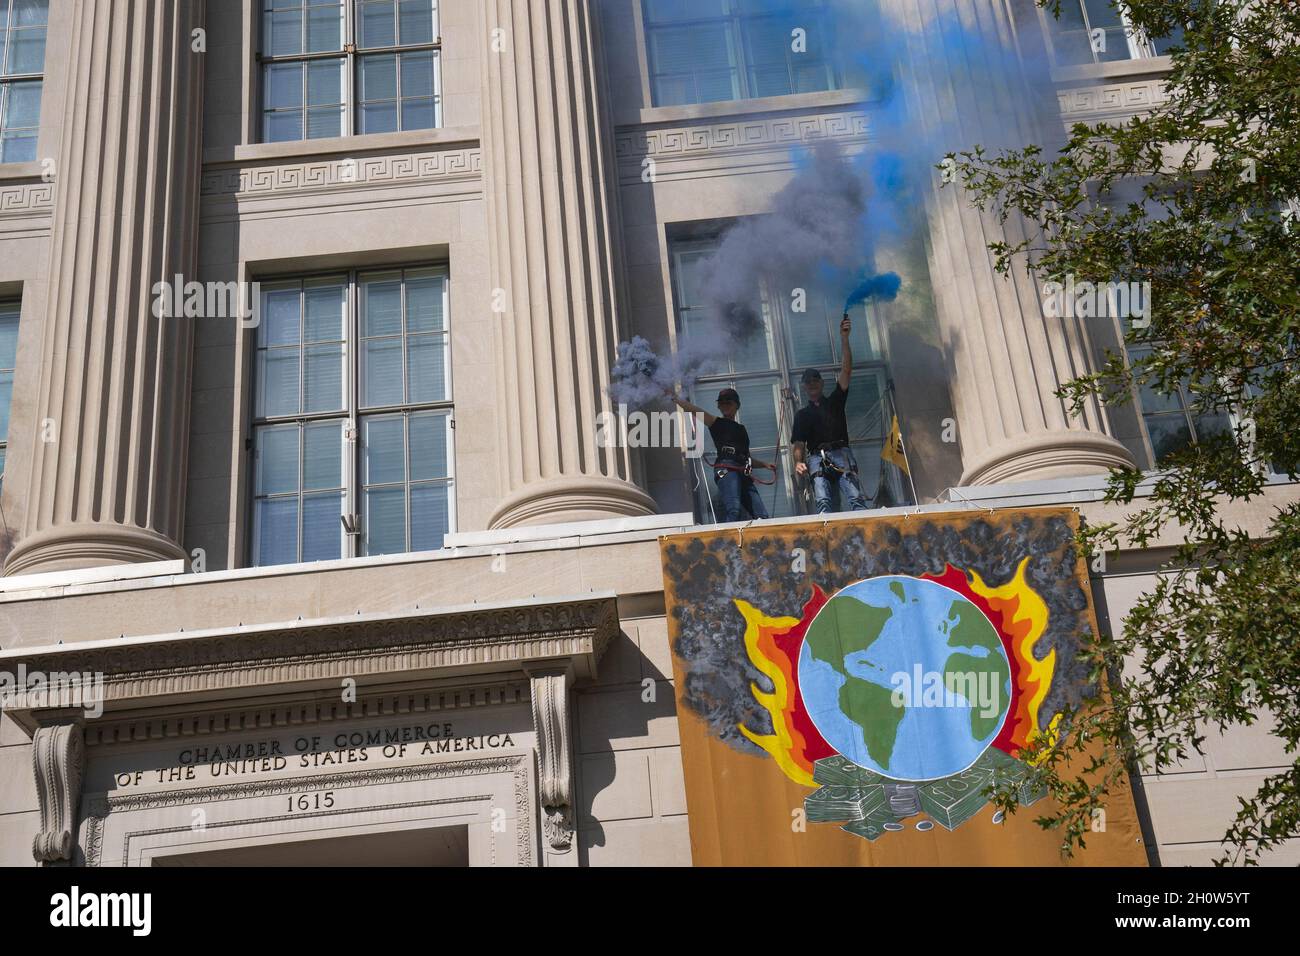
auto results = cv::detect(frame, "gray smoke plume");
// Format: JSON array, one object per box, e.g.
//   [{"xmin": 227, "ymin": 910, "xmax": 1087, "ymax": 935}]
[
  {"xmin": 609, "ymin": 139, "xmax": 898, "ymax": 408},
  {"xmin": 609, "ymin": 336, "xmax": 677, "ymax": 408},
  {"xmin": 700, "ymin": 139, "xmax": 880, "ymax": 345}
]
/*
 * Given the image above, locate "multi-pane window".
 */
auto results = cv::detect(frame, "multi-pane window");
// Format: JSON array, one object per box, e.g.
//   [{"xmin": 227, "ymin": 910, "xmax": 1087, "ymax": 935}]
[
  {"xmin": 643, "ymin": 0, "xmax": 839, "ymax": 107},
  {"xmin": 0, "ymin": 298, "xmax": 17, "ymax": 486},
  {"xmin": 261, "ymin": 0, "xmax": 441, "ymax": 142},
  {"xmin": 670, "ymin": 236, "xmax": 901, "ymax": 520},
  {"xmin": 1048, "ymin": 0, "xmax": 1183, "ymax": 67},
  {"xmin": 1128, "ymin": 345, "xmax": 1231, "ymax": 464},
  {"xmin": 0, "ymin": 0, "xmax": 47, "ymax": 163},
  {"xmin": 251, "ymin": 267, "xmax": 453, "ymax": 566}
]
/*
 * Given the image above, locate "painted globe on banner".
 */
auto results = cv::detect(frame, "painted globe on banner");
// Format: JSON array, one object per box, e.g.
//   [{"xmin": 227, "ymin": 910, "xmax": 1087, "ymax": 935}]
[{"xmin": 797, "ymin": 575, "xmax": 1012, "ymax": 782}]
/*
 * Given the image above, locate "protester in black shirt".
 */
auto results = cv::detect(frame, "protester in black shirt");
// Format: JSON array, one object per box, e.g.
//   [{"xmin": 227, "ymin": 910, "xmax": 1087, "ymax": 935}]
[
  {"xmin": 670, "ymin": 387, "xmax": 771, "ymax": 522},
  {"xmin": 791, "ymin": 314, "xmax": 869, "ymax": 512}
]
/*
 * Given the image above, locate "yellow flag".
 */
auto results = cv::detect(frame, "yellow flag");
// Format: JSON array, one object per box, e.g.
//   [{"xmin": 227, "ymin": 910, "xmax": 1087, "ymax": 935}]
[{"xmin": 882, "ymin": 413, "xmax": 909, "ymax": 475}]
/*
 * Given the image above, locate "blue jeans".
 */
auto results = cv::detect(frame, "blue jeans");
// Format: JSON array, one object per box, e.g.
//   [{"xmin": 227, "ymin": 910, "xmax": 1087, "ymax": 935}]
[
  {"xmin": 810, "ymin": 448, "xmax": 869, "ymax": 513},
  {"xmin": 714, "ymin": 468, "xmax": 769, "ymax": 522}
]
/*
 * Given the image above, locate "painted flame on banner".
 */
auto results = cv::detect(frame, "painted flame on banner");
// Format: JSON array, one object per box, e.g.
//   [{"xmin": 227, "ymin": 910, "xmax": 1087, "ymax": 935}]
[
  {"xmin": 736, "ymin": 588, "xmax": 835, "ymax": 786},
  {"xmin": 925, "ymin": 558, "xmax": 1059, "ymax": 760}
]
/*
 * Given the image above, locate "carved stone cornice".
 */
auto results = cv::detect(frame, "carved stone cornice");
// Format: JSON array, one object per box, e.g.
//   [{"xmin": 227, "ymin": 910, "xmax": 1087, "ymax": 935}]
[
  {"xmin": 32, "ymin": 722, "xmax": 84, "ymax": 865},
  {"xmin": 529, "ymin": 668, "xmax": 574, "ymax": 853},
  {"xmin": 0, "ymin": 594, "xmax": 619, "ymax": 734}
]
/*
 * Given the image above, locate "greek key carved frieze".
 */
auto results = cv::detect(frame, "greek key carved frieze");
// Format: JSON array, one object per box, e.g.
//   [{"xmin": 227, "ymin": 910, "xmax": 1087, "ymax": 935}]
[
  {"xmin": 1057, "ymin": 80, "xmax": 1170, "ymax": 118},
  {"xmin": 615, "ymin": 110, "xmax": 870, "ymax": 161},
  {"xmin": 200, "ymin": 148, "xmax": 482, "ymax": 197},
  {"xmin": 0, "ymin": 181, "xmax": 54, "ymax": 215}
]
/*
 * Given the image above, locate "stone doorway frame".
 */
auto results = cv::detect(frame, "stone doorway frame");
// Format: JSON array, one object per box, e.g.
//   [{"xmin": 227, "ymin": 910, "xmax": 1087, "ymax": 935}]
[
  {"xmin": 0, "ymin": 592, "xmax": 619, "ymax": 867},
  {"xmin": 83, "ymin": 754, "xmax": 535, "ymax": 867}
]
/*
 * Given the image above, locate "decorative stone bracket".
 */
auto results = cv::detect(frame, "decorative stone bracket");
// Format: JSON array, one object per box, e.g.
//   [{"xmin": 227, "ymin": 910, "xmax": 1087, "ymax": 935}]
[
  {"xmin": 31, "ymin": 722, "xmax": 84, "ymax": 865},
  {"xmin": 528, "ymin": 668, "xmax": 575, "ymax": 853}
]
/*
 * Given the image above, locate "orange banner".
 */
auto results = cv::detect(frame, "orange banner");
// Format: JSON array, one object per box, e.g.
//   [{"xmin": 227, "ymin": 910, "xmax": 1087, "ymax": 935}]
[{"xmin": 660, "ymin": 508, "xmax": 1146, "ymax": 866}]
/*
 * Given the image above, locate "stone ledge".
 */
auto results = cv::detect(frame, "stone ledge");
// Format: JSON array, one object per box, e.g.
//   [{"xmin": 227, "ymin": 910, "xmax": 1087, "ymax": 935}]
[
  {"xmin": 0, "ymin": 593, "xmax": 620, "ymax": 734},
  {"xmin": 619, "ymin": 87, "xmax": 870, "ymax": 128},
  {"xmin": 201, "ymin": 125, "xmax": 481, "ymax": 166},
  {"xmin": 0, "ymin": 559, "xmax": 187, "ymax": 596}
]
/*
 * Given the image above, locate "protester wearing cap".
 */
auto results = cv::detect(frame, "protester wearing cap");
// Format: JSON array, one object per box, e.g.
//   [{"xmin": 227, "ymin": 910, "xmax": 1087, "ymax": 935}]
[
  {"xmin": 668, "ymin": 387, "xmax": 771, "ymax": 523},
  {"xmin": 791, "ymin": 313, "xmax": 870, "ymax": 512}
]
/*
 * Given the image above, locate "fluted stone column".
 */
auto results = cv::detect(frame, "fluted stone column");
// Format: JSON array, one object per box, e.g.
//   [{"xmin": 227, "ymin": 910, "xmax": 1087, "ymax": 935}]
[
  {"xmin": 4, "ymin": 0, "xmax": 204, "ymax": 575},
  {"xmin": 479, "ymin": 0, "xmax": 655, "ymax": 528},
  {"xmin": 881, "ymin": 0, "xmax": 1135, "ymax": 485}
]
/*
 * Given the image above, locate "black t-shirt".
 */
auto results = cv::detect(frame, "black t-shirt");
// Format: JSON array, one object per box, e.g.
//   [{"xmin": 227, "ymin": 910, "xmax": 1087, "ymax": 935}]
[
  {"xmin": 791, "ymin": 383, "xmax": 850, "ymax": 452},
  {"xmin": 708, "ymin": 416, "xmax": 750, "ymax": 463}
]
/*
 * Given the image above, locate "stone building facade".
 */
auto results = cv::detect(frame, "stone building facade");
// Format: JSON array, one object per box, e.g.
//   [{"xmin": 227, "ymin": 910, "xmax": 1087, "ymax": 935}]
[{"xmin": 0, "ymin": 0, "xmax": 1294, "ymax": 866}]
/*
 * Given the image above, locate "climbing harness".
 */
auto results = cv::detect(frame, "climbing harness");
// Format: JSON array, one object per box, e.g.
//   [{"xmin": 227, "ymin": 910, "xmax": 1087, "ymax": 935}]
[
  {"xmin": 809, "ymin": 446, "xmax": 866, "ymax": 499},
  {"xmin": 705, "ymin": 454, "xmax": 777, "ymax": 485},
  {"xmin": 810, "ymin": 446, "xmax": 858, "ymax": 480}
]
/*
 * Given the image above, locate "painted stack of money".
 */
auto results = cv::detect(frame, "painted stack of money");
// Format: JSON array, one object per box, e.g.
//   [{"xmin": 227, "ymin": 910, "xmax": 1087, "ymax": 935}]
[
  {"xmin": 805, "ymin": 785, "xmax": 887, "ymax": 823},
  {"xmin": 806, "ymin": 756, "xmax": 887, "ymax": 823},
  {"xmin": 840, "ymin": 805, "xmax": 902, "ymax": 842},
  {"xmin": 803, "ymin": 756, "xmax": 893, "ymax": 839},
  {"xmin": 804, "ymin": 751, "xmax": 1048, "ymax": 842},
  {"xmin": 918, "ymin": 747, "xmax": 1046, "ymax": 830},
  {"xmin": 983, "ymin": 746, "xmax": 1048, "ymax": 807}
]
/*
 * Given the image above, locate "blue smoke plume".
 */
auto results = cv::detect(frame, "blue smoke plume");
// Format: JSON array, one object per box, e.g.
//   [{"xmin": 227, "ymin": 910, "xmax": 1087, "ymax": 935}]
[
  {"xmin": 845, "ymin": 271, "xmax": 903, "ymax": 310},
  {"xmin": 608, "ymin": 0, "xmax": 1058, "ymax": 408}
]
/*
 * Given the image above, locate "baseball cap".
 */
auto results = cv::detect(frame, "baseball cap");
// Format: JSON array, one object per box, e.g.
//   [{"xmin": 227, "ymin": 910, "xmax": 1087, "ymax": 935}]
[
  {"xmin": 801, "ymin": 368, "xmax": 823, "ymax": 384},
  {"xmin": 716, "ymin": 388, "xmax": 740, "ymax": 404}
]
